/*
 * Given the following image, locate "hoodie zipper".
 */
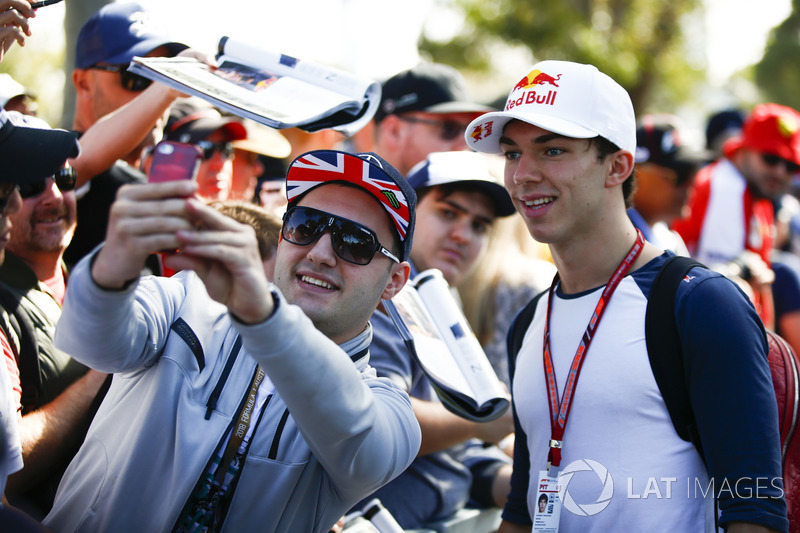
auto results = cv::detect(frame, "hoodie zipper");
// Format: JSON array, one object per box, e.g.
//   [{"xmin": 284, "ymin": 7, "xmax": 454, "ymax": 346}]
[{"xmin": 205, "ymin": 335, "xmax": 243, "ymax": 420}]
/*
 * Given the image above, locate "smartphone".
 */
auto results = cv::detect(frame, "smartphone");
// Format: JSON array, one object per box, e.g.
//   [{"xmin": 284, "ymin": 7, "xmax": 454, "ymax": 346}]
[{"xmin": 146, "ymin": 141, "xmax": 203, "ymax": 183}]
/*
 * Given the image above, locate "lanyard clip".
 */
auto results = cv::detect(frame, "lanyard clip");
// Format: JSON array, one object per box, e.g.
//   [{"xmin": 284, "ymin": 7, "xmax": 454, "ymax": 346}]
[{"xmin": 547, "ymin": 440, "xmax": 562, "ymax": 477}]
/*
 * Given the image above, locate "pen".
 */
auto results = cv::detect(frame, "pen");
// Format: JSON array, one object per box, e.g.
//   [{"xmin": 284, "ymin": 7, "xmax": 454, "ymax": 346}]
[{"xmin": 31, "ymin": 0, "xmax": 64, "ymax": 8}]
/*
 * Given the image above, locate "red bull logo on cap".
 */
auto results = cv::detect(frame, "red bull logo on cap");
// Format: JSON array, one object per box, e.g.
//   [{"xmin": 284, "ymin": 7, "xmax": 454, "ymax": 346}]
[
  {"xmin": 512, "ymin": 69, "xmax": 562, "ymax": 91},
  {"xmin": 506, "ymin": 69, "xmax": 561, "ymax": 112},
  {"xmin": 470, "ymin": 121, "xmax": 493, "ymax": 142}
]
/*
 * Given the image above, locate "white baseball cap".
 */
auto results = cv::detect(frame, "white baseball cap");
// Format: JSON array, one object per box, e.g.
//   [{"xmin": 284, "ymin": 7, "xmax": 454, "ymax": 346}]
[
  {"xmin": 406, "ymin": 151, "xmax": 515, "ymax": 217},
  {"xmin": 465, "ymin": 60, "xmax": 636, "ymax": 155},
  {"xmin": 0, "ymin": 74, "xmax": 33, "ymax": 108}
]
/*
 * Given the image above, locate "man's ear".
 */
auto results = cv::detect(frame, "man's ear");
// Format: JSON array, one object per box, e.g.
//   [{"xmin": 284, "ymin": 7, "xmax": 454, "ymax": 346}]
[
  {"xmin": 375, "ymin": 115, "xmax": 406, "ymax": 152},
  {"xmin": 605, "ymin": 150, "xmax": 635, "ymax": 188},
  {"xmin": 72, "ymin": 69, "xmax": 94, "ymax": 101},
  {"xmin": 381, "ymin": 261, "xmax": 410, "ymax": 300}
]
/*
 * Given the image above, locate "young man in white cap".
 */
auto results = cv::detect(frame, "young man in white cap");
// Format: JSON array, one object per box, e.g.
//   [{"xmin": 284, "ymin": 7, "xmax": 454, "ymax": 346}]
[
  {"xmin": 466, "ymin": 61, "xmax": 787, "ymax": 532},
  {"xmin": 43, "ymin": 149, "xmax": 420, "ymax": 533}
]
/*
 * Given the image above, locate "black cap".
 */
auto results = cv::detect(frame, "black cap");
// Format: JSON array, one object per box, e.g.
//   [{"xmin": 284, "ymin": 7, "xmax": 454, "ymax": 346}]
[
  {"xmin": 705, "ymin": 109, "xmax": 745, "ymax": 151},
  {"xmin": 375, "ymin": 62, "xmax": 493, "ymax": 123},
  {"xmin": 0, "ymin": 111, "xmax": 80, "ymax": 185},
  {"xmin": 164, "ymin": 98, "xmax": 247, "ymax": 144},
  {"xmin": 635, "ymin": 115, "xmax": 707, "ymax": 184}
]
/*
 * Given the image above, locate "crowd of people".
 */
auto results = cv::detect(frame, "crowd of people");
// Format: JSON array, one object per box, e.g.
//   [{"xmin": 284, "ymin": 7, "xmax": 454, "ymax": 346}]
[{"xmin": 0, "ymin": 1, "xmax": 797, "ymax": 532}]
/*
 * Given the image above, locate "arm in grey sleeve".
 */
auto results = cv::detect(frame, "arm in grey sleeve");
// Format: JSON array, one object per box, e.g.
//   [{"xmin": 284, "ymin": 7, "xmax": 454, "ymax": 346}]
[
  {"xmin": 54, "ymin": 250, "xmax": 187, "ymax": 373},
  {"xmin": 236, "ymin": 289, "xmax": 421, "ymax": 500}
]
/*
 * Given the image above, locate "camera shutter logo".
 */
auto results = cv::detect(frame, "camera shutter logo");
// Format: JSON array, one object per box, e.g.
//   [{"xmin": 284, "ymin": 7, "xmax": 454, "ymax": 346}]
[{"xmin": 558, "ymin": 459, "xmax": 614, "ymax": 516}]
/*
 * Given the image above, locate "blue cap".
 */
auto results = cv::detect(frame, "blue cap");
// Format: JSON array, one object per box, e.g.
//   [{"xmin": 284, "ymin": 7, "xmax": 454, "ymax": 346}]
[{"xmin": 75, "ymin": 2, "xmax": 187, "ymax": 69}]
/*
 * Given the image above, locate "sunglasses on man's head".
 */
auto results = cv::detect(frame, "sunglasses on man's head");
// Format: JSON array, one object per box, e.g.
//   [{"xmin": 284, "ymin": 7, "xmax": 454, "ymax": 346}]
[
  {"xmin": 397, "ymin": 115, "xmax": 469, "ymax": 141},
  {"xmin": 17, "ymin": 167, "xmax": 78, "ymax": 199},
  {"xmin": 196, "ymin": 141, "xmax": 235, "ymax": 161},
  {"xmin": 88, "ymin": 64, "xmax": 152, "ymax": 92},
  {"xmin": 281, "ymin": 206, "xmax": 400, "ymax": 266},
  {"xmin": 761, "ymin": 153, "xmax": 800, "ymax": 174}
]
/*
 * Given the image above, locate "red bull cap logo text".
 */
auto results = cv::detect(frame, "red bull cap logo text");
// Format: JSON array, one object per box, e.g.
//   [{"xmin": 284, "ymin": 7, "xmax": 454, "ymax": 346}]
[
  {"xmin": 470, "ymin": 121, "xmax": 493, "ymax": 142},
  {"xmin": 505, "ymin": 90, "xmax": 557, "ymax": 111}
]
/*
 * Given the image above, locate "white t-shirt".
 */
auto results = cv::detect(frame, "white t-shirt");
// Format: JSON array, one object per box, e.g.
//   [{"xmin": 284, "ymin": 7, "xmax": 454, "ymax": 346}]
[{"xmin": 513, "ymin": 275, "xmax": 714, "ymax": 532}]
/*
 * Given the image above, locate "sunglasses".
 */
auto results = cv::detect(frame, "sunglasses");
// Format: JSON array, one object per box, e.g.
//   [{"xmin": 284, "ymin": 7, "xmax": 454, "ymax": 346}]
[
  {"xmin": 0, "ymin": 183, "xmax": 17, "ymax": 213},
  {"xmin": 398, "ymin": 115, "xmax": 468, "ymax": 141},
  {"xmin": 761, "ymin": 153, "xmax": 800, "ymax": 174},
  {"xmin": 196, "ymin": 141, "xmax": 234, "ymax": 161},
  {"xmin": 18, "ymin": 167, "xmax": 78, "ymax": 199},
  {"xmin": 88, "ymin": 64, "xmax": 152, "ymax": 92},
  {"xmin": 281, "ymin": 206, "xmax": 400, "ymax": 265}
]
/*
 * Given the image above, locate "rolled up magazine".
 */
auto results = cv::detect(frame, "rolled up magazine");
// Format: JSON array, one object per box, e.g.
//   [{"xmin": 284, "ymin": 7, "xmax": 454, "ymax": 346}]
[
  {"xmin": 128, "ymin": 36, "xmax": 381, "ymax": 136},
  {"xmin": 382, "ymin": 269, "xmax": 510, "ymax": 422}
]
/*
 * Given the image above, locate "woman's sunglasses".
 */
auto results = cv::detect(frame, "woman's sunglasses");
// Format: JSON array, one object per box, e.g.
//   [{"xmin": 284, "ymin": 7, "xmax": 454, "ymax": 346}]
[
  {"xmin": 18, "ymin": 167, "xmax": 78, "ymax": 199},
  {"xmin": 281, "ymin": 206, "xmax": 399, "ymax": 266},
  {"xmin": 88, "ymin": 63, "xmax": 152, "ymax": 92}
]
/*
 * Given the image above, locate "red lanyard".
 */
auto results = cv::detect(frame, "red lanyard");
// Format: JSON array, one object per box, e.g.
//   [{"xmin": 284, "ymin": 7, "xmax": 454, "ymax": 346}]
[{"xmin": 542, "ymin": 230, "xmax": 644, "ymax": 473}]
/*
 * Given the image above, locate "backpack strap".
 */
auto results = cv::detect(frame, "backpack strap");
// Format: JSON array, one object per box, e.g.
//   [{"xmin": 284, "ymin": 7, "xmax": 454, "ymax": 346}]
[
  {"xmin": 507, "ymin": 290, "xmax": 547, "ymax": 382},
  {"xmin": 645, "ymin": 255, "xmax": 706, "ymax": 461},
  {"xmin": 509, "ymin": 257, "xmax": 707, "ymax": 453}
]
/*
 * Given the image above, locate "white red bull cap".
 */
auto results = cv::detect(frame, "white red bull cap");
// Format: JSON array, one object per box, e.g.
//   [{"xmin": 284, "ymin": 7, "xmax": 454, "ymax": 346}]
[{"xmin": 465, "ymin": 60, "xmax": 636, "ymax": 156}]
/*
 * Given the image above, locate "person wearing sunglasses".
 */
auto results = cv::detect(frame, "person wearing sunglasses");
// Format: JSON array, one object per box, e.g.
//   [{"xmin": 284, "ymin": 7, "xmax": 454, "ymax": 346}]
[
  {"xmin": 672, "ymin": 103, "xmax": 800, "ymax": 332},
  {"xmin": 0, "ymin": 112, "xmax": 111, "ymax": 524},
  {"xmin": 371, "ymin": 62, "xmax": 494, "ymax": 176},
  {"xmin": 0, "ymin": 105, "xmax": 67, "ymax": 531},
  {"xmin": 163, "ymin": 98, "xmax": 248, "ymax": 202},
  {"xmin": 44, "ymin": 149, "xmax": 421, "ymax": 532},
  {"xmin": 673, "ymin": 103, "xmax": 800, "ymax": 269},
  {"xmin": 63, "ymin": 1, "xmax": 189, "ymax": 268}
]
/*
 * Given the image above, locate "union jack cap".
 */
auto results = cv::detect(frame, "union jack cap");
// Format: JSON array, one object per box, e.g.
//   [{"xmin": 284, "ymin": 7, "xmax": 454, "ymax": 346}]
[{"xmin": 286, "ymin": 149, "xmax": 417, "ymax": 261}]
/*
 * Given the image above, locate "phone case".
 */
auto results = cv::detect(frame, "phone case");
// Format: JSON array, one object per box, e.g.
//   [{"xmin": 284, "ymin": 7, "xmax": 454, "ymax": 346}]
[{"xmin": 147, "ymin": 141, "xmax": 203, "ymax": 183}]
